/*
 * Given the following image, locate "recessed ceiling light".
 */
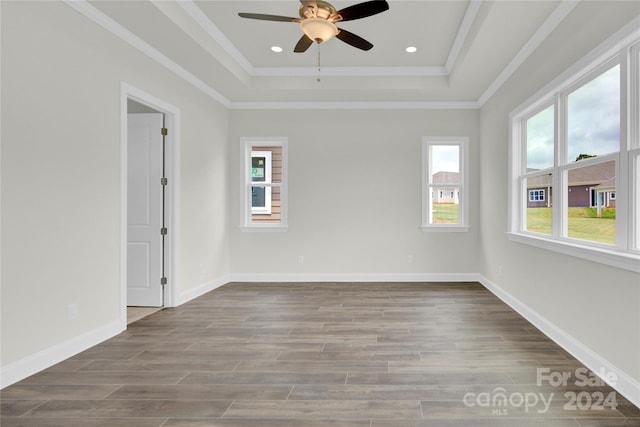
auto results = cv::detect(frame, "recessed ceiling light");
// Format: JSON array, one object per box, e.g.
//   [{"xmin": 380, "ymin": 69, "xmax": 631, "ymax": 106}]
[
  {"xmin": 406, "ymin": 46, "xmax": 417, "ymax": 53},
  {"xmin": 271, "ymin": 46, "xmax": 283, "ymax": 53}
]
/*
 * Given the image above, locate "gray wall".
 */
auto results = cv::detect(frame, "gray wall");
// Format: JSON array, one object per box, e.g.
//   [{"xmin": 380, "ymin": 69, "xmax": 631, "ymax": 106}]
[
  {"xmin": 1, "ymin": 1, "xmax": 230, "ymax": 369},
  {"xmin": 229, "ymin": 109, "xmax": 480, "ymax": 277},
  {"xmin": 478, "ymin": 1, "xmax": 640, "ymax": 385},
  {"xmin": 1, "ymin": 0, "xmax": 638, "ymax": 400}
]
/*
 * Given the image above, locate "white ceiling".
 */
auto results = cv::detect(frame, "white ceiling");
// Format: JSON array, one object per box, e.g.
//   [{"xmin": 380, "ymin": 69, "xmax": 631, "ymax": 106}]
[{"xmin": 82, "ymin": 0, "xmax": 573, "ymax": 107}]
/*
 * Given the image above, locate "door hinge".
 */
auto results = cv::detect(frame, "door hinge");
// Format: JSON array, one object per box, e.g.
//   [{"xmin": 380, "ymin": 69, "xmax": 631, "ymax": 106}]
[
  {"xmin": 161, "ymin": 277, "xmax": 167, "ymax": 286},
  {"xmin": 161, "ymin": 127, "xmax": 168, "ymax": 136},
  {"xmin": 161, "ymin": 227, "xmax": 168, "ymax": 235},
  {"xmin": 161, "ymin": 177, "xmax": 168, "ymax": 186}
]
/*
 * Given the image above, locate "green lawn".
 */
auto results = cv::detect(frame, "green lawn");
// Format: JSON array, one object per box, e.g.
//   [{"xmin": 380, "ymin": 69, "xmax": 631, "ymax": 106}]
[
  {"xmin": 526, "ymin": 207, "xmax": 616, "ymax": 244},
  {"xmin": 432, "ymin": 203, "xmax": 459, "ymax": 224}
]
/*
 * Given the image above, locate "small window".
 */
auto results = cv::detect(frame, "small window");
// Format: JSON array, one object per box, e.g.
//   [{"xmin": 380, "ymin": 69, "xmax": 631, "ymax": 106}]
[
  {"xmin": 422, "ymin": 137, "xmax": 469, "ymax": 231},
  {"xmin": 529, "ymin": 189, "xmax": 546, "ymax": 202},
  {"xmin": 251, "ymin": 151, "xmax": 272, "ymax": 215},
  {"xmin": 240, "ymin": 138, "xmax": 288, "ymax": 231}
]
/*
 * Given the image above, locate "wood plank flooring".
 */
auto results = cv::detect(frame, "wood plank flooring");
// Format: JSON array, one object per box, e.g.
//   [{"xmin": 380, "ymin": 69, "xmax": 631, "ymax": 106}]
[
  {"xmin": 128, "ymin": 306, "xmax": 163, "ymax": 325},
  {"xmin": 2, "ymin": 281, "xmax": 639, "ymax": 426}
]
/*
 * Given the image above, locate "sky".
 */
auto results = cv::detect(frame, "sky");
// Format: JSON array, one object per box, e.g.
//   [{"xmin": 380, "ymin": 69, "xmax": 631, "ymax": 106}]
[
  {"xmin": 526, "ymin": 64, "xmax": 620, "ymax": 170},
  {"xmin": 431, "ymin": 145, "xmax": 459, "ymax": 174}
]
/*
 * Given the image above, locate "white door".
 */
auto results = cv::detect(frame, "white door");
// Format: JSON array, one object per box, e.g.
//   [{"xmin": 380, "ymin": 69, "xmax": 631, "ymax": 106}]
[{"xmin": 127, "ymin": 113, "xmax": 164, "ymax": 307}]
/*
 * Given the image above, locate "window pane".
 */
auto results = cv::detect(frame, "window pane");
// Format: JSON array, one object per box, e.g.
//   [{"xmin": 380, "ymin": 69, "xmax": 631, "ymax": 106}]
[
  {"xmin": 526, "ymin": 105, "xmax": 554, "ymax": 170},
  {"xmin": 430, "ymin": 187, "xmax": 460, "ymax": 224},
  {"xmin": 568, "ymin": 65, "xmax": 620, "ymax": 162},
  {"xmin": 567, "ymin": 160, "xmax": 616, "ymax": 244},
  {"xmin": 430, "ymin": 145, "xmax": 459, "ymax": 183},
  {"xmin": 251, "ymin": 146, "xmax": 283, "ymax": 225},
  {"xmin": 428, "ymin": 145, "xmax": 461, "ymax": 225},
  {"xmin": 525, "ymin": 174, "xmax": 552, "ymax": 235}
]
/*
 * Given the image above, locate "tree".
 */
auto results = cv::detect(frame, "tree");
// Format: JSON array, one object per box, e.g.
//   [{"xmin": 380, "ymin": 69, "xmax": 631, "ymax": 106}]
[{"xmin": 575, "ymin": 153, "xmax": 597, "ymax": 161}]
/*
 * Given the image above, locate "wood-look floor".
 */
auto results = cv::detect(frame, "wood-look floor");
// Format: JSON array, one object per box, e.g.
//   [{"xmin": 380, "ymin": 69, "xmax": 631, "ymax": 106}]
[{"xmin": 2, "ymin": 282, "xmax": 639, "ymax": 426}]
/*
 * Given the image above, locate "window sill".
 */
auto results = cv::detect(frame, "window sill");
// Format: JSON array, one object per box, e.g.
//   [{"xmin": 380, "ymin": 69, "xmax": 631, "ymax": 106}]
[
  {"xmin": 239, "ymin": 225, "xmax": 288, "ymax": 233},
  {"xmin": 507, "ymin": 232, "xmax": 640, "ymax": 273},
  {"xmin": 421, "ymin": 225, "xmax": 470, "ymax": 233}
]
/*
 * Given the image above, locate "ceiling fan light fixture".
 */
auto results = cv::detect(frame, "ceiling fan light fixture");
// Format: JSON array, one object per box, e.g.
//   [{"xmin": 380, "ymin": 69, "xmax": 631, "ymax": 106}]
[{"xmin": 300, "ymin": 18, "xmax": 338, "ymax": 44}]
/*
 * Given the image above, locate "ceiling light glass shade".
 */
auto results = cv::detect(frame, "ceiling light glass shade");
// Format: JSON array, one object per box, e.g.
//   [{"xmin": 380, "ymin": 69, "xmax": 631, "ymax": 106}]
[{"xmin": 300, "ymin": 18, "xmax": 338, "ymax": 43}]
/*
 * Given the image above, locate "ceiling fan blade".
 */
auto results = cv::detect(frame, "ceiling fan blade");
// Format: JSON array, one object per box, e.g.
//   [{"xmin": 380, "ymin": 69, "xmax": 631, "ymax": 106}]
[
  {"xmin": 336, "ymin": 0, "xmax": 389, "ymax": 22},
  {"xmin": 294, "ymin": 34, "xmax": 314, "ymax": 53},
  {"xmin": 238, "ymin": 13, "xmax": 300, "ymax": 23},
  {"xmin": 336, "ymin": 28, "xmax": 373, "ymax": 51}
]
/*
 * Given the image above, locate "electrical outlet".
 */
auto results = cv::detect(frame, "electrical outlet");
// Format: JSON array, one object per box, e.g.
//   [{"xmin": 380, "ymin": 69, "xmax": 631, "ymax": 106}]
[
  {"xmin": 407, "ymin": 255, "xmax": 414, "ymax": 264},
  {"xmin": 298, "ymin": 255, "xmax": 304, "ymax": 265},
  {"xmin": 498, "ymin": 265, "xmax": 503, "ymax": 277},
  {"xmin": 67, "ymin": 303, "xmax": 78, "ymax": 321}
]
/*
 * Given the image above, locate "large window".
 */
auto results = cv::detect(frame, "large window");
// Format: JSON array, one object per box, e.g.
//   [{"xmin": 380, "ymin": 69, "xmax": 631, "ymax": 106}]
[
  {"xmin": 509, "ymin": 34, "xmax": 639, "ymax": 271},
  {"xmin": 240, "ymin": 138, "xmax": 288, "ymax": 231},
  {"xmin": 422, "ymin": 137, "xmax": 469, "ymax": 231}
]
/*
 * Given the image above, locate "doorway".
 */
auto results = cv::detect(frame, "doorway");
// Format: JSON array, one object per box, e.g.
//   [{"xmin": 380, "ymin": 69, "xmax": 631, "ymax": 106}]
[
  {"xmin": 121, "ymin": 84, "xmax": 179, "ymax": 327},
  {"xmin": 127, "ymin": 108, "xmax": 164, "ymax": 307}
]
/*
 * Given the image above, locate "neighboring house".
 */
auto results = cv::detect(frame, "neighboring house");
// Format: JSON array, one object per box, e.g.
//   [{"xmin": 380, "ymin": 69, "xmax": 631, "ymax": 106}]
[
  {"xmin": 431, "ymin": 171, "xmax": 460, "ymax": 204},
  {"xmin": 527, "ymin": 161, "xmax": 616, "ymax": 208},
  {"xmin": 526, "ymin": 173, "xmax": 552, "ymax": 208}
]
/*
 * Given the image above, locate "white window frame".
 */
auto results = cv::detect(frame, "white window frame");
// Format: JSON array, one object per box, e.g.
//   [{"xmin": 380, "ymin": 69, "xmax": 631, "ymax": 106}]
[
  {"xmin": 422, "ymin": 136, "xmax": 469, "ymax": 232},
  {"xmin": 250, "ymin": 151, "xmax": 272, "ymax": 215},
  {"xmin": 508, "ymin": 28, "xmax": 639, "ymax": 272},
  {"xmin": 240, "ymin": 137, "xmax": 288, "ymax": 232}
]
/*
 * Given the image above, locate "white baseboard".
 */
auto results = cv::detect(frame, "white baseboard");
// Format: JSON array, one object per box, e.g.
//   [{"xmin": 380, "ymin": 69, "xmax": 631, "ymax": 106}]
[
  {"xmin": 229, "ymin": 272, "xmax": 482, "ymax": 283},
  {"xmin": 3, "ymin": 273, "xmax": 638, "ymax": 410},
  {"xmin": 0, "ymin": 275, "xmax": 230, "ymax": 389},
  {"xmin": 0, "ymin": 320, "xmax": 123, "ymax": 389},
  {"xmin": 175, "ymin": 274, "xmax": 231, "ymax": 306},
  {"xmin": 478, "ymin": 275, "xmax": 640, "ymax": 409}
]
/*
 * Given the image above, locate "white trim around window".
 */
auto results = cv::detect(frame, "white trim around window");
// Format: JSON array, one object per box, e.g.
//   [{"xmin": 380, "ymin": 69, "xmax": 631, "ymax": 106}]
[
  {"xmin": 239, "ymin": 137, "xmax": 288, "ymax": 232},
  {"xmin": 421, "ymin": 136, "xmax": 469, "ymax": 232},
  {"xmin": 508, "ymin": 24, "xmax": 639, "ymax": 272}
]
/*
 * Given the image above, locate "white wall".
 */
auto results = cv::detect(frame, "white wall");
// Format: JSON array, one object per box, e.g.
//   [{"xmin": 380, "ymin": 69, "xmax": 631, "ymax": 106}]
[
  {"xmin": 229, "ymin": 109, "xmax": 480, "ymax": 279},
  {"xmin": 479, "ymin": 0, "xmax": 640, "ymax": 398},
  {"xmin": 1, "ymin": 1, "xmax": 230, "ymax": 380},
  {"xmin": 2, "ymin": 0, "xmax": 638, "ymax": 406}
]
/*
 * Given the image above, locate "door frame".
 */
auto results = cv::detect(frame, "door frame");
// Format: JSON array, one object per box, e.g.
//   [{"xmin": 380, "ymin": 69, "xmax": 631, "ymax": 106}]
[{"xmin": 120, "ymin": 82, "xmax": 180, "ymax": 328}]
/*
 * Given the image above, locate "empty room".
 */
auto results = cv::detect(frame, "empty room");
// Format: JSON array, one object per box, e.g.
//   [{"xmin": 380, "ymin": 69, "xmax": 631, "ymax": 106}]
[{"xmin": 1, "ymin": 0, "xmax": 639, "ymax": 425}]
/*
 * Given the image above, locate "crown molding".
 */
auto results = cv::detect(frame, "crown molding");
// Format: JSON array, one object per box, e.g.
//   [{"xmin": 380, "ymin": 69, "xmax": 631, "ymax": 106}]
[
  {"xmin": 229, "ymin": 101, "xmax": 481, "ymax": 110},
  {"xmin": 477, "ymin": 0, "xmax": 578, "ymax": 106},
  {"xmin": 177, "ymin": 0, "xmax": 480, "ymax": 79},
  {"xmin": 62, "ymin": 0, "xmax": 585, "ymax": 111},
  {"xmin": 445, "ymin": 0, "xmax": 483, "ymax": 73},
  {"xmin": 63, "ymin": 0, "xmax": 232, "ymax": 108},
  {"xmin": 177, "ymin": 0, "xmax": 254, "ymax": 75},
  {"xmin": 252, "ymin": 66, "xmax": 448, "ymax": 77}
]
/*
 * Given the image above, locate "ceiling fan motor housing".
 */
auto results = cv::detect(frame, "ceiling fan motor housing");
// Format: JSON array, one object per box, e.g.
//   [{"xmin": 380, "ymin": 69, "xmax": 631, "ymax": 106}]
[{"xmin": 299, "ymin": 1, "xmax": 338, "ymax": 20}]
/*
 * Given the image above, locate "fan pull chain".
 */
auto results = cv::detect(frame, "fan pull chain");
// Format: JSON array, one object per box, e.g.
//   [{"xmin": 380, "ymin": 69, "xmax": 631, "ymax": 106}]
[{"xmin": 317, "ymin": 44, "xmax": 321, "ymax": 83}]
